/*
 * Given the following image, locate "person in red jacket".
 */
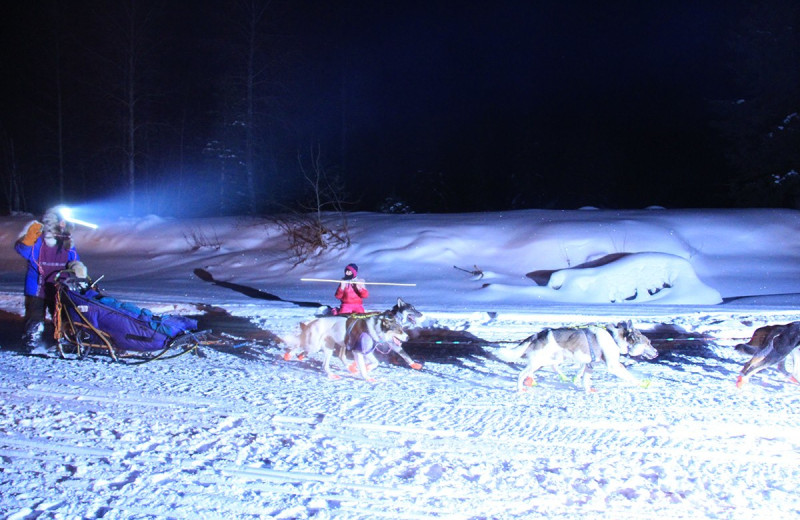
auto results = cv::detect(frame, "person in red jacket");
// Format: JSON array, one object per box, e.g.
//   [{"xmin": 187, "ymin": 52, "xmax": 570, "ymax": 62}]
[{"xmin": 332, "ymin": 263, "xmax": 369, "ymax": 315}]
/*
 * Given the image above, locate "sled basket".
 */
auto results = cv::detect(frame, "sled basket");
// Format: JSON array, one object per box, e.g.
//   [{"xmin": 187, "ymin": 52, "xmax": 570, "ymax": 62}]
[{"xmin": 54, "ymin": 282, "xmax": 205, "ymax": 363}]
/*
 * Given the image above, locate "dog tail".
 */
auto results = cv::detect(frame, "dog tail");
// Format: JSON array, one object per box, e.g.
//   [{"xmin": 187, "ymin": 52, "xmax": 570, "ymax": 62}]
[
  {"xmin": 279, "ymin": 328, "xmax": 302, "ymax": 348},
  {"xmin": 734, "ymin": 343, "xmax": 759, "ymax": 355},
  {"xmin": 278, "ymin": 322, "xmax": 307, "ymax": 355},
  {"xmin": 495, "ymin": 334, "xmax": 536, "ymax": 362}
]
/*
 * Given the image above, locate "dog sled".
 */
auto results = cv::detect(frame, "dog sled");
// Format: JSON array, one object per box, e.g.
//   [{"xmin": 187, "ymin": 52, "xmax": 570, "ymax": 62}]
[{"xmin": 53, "ymin": 275, "xmax": 207, "ymax": 364}]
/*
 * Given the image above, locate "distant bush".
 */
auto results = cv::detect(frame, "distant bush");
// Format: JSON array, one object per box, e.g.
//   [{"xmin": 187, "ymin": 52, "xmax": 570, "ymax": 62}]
[
  {"xmin": 272, "ymin": 145, "xmax": 352, "ymax": 266},
  {"xmin": 379, "ymin": 197, "xmax": 414, "ymax": 214},
  {"xmin": 183, "ymin": 227, "xmax": 221, "ymax": 251},
  {"xmin": 272, "ymin": 212, "xmax": 350, "ymax": 266}
]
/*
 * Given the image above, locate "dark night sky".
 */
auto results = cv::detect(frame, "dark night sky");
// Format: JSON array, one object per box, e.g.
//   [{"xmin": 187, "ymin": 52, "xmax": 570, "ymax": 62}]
[
  {"xmin": 322, "ymin": 2, "xmax": 736, "ymax": 209},
  {"xmin": 1, "ymin": 1, "xmax": 797, "ymax": 215}
]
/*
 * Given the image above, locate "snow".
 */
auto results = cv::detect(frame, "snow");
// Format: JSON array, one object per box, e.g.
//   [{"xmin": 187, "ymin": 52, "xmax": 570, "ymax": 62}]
[{"xmin": 1, "ymin": 208, "xmax": 800, "ymax": 519}]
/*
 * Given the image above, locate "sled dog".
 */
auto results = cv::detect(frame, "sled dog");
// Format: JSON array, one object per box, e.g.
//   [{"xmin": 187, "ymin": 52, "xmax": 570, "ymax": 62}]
[
  {"xmin": 282, "ymin": 298, "xmax": 423, "ymax": 379},
  {"xmin": 735, "ymin": 322, "xmax": 800, "ymax": 388},
  {"xmin": 497, "ymin": 321, "xmax": 657, "ymax": 392},
  {"xmin": 341, "ymin": 313, "xmax": 409, "ymax": 382}
]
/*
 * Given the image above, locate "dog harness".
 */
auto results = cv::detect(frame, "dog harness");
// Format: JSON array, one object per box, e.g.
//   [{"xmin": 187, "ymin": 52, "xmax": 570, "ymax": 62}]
[
  {"xmin": 351, "ymin": 331, "xmax": 378, "ymax": 355},
  {"xmin": 344, "ymin": 314, "xmax": 398, "ymax": 355}
]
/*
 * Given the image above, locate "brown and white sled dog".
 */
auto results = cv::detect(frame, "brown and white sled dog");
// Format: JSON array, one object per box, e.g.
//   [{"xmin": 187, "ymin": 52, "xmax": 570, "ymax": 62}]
[
  {"xmin": 497, "ymin": 321, "xmax": 657, "ymax": 392},
  {"xmin": 340, "ymin": 314, "xmax": 409, "ymax": 382},
  {"xmin": 735, "ymin": 322, "xmax": 800, "ymax": 388},
  {"xmin": 282, "ymin": 298, "xmax": 423, "ymax": 380}
]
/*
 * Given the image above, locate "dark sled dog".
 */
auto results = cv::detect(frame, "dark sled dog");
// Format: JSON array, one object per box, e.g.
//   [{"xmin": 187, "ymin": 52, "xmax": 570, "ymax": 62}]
[
  {"xmin": 735, "ymin": 322, "xmax": 800, "ymax": 387},
  {"xmin": 282, "ymin": 298, "xmax": 423, "ymax": 380},
  {"xmin": 497, "ymin": 321, "xmax": 657, "ymax": 392}
]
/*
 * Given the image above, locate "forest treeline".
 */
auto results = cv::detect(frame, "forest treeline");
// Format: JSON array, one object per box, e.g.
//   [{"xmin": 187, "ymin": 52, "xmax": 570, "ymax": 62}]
[{"xmin": 1, "ymin": 1, "xmax": 799, "ymax": 216}]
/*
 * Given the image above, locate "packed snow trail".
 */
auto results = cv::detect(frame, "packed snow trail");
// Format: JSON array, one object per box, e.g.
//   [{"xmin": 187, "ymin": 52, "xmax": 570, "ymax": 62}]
[{"xmin": 2, "ymin": 303, "xmax": 800, "ymax": 519}]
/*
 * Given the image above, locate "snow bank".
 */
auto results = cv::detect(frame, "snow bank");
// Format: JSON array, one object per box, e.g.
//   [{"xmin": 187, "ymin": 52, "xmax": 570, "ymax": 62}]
[
  {"xmin": 2, "ymin": 208, "xmax": 800, "ymax": 308},
  {"xmin": 545, "ymin": 252, "xmax": 722, "ymax": 304}
]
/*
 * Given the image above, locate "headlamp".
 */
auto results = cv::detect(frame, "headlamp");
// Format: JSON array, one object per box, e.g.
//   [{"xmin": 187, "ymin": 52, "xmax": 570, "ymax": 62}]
[{"xmin": 57, "ymin": 206, "xmax": 98, "ymax": 229}]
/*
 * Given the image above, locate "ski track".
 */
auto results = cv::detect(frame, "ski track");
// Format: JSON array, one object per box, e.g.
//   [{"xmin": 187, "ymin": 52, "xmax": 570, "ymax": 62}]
[{"xmin": 1, "ymin": 302, "xmax": 800, "ymax": 519}]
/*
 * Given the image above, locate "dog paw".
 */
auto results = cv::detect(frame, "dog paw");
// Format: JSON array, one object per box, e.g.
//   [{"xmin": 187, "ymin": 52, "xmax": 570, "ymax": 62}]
[
  {"xmin": 735, "ymin": 375, "xmax": 746, "ymax": 389},
  {"xmin": 348, "ymin": 363, "xmax": 358, "ymax": 374},
  {"xmin": 410, "ymin": 362, "xmax": 422, "ymax": 370},
  {"xmin": 523, "ymin": 376, "xmax": 535, "ymax": 387},
  {"xmin": 297, "ymin": 353, "xmax": 305, "ymax": 361},
  {"xmin": 282, "ymin": 351, "xmax": 292, "ymax": 361}
]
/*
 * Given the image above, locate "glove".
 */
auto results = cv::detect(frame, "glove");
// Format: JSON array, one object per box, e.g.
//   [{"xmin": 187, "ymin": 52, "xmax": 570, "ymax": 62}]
[{"xmin": 20, "ymin": 221, "xmax": 43, "ymax": 246}]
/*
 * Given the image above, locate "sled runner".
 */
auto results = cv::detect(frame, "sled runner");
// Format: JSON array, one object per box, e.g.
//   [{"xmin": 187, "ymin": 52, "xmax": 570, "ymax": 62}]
[{"xmin": 53, "ymin": 277, "xmax": 207, "ymax": 363}]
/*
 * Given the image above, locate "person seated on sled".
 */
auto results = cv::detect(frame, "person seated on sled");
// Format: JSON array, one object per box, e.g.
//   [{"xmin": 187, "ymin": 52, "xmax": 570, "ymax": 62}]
[
  {"xmin": 56, "ymin": 261, "xmax": 196, "ymax": 338},
  {"xmin": 332, "ymin": 263, "xmax": 369, "ymax": 315},
  {"xmin": 14, "ymin": 207, "xmax": 80, "ymax": 351}
]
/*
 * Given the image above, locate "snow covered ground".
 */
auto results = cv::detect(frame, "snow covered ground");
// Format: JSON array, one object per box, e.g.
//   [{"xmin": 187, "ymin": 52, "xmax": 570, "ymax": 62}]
[{"xmin": 1, "ymin": 208, "xmax": 799, "ymax": 519}]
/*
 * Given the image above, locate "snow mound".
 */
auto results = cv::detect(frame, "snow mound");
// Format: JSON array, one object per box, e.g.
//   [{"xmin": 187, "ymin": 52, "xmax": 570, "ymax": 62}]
[{"xmin": 547, "ymin": 252, "xmax": 721, "ymax": 304}]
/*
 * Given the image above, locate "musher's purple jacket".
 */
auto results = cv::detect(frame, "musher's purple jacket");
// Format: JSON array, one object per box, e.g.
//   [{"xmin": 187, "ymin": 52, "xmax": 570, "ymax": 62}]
[{"xmin": 15, "ymin": 238, "xmax": 79, "ymax": 297}]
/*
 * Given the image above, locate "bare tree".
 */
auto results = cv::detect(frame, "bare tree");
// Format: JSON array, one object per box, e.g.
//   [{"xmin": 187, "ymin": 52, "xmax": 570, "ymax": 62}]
[
  {"xmin": 244, "ymin": 0, "xmax": 271, "ymax": 214},
  {"xmin": 52, "ymin": 0, "xmax": 65, "ymax": 202},
  {"xmin": 713, "ymin": 0, "xmax": 800, "ymax": 206},
  {"xmin": 90, "ymin": 0, "xmax": 161, "ymax": 215},
  {"xmin": 1, "ymin": 126, "xmax": 26, "ymax": 213},
  {"xmin": 226, "ymin": 0, "xmax": 274, "ymax": 214},
  {"xmin": 121, "ymin": 0, "xmax": 148, "ymax": 215},
  {"xmin": 271, "ymin": 145, "xmax": 351, "ymax": 265}
]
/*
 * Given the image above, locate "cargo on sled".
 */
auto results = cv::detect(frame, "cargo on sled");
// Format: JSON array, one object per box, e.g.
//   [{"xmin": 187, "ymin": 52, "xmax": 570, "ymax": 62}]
[{"xmin": 53, "ymin": 270, "xmax": 208, "ymax": 363}]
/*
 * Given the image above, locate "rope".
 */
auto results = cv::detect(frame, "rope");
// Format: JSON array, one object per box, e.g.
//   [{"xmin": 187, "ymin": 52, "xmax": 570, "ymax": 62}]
[
  {"xmin": 403, "ymin": 335, "xmax": 752, "ymax": 348},
  {"xmin": 53, "ymin": 290, "xmax": 64, "ymax": 340},
  {"xmin": 339, "ymin": 311, "xmax": 381, "ymax": 319}
]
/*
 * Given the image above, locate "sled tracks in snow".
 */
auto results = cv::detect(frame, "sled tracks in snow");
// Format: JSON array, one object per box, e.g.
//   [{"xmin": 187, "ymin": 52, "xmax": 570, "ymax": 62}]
[{"xmin": 1, "ymin": 351, "xmax": 800, "ymax": 519}]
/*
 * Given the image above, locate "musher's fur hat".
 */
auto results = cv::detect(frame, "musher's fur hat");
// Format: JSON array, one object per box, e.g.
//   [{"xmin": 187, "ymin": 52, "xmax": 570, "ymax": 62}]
[{"xmin": 42, "ymin": 207, "xmax": 75, "ymax": 249}]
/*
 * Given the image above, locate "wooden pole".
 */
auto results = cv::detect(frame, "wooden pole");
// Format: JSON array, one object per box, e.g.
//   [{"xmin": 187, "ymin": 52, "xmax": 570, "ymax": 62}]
[{"xmin": 300, "ymin": 278, "xmax": 416, "ymax": 287}]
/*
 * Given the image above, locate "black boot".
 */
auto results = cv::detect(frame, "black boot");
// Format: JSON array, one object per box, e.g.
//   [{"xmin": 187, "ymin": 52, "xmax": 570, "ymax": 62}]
[{"xmin": 23, "ymin": 322, "xmax": 45, "ymax": 353}]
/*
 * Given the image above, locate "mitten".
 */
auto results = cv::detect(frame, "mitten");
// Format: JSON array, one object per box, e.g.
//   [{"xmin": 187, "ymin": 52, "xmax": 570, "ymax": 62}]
[{"xmin": 20, "ymin": 221, "xmax": 43, "ymax": 246}]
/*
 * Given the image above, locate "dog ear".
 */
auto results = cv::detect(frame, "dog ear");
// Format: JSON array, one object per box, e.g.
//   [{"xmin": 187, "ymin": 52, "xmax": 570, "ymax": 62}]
[{"xmin": 396, "ymin": 297, "xmax": 404, "ymax": 307}]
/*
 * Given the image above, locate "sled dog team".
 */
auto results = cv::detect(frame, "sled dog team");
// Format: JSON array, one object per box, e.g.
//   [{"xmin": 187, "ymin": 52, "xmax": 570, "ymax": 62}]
[{"xmin": 282, "ymin": 298, "xmax": 800, "ymax": 391}]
